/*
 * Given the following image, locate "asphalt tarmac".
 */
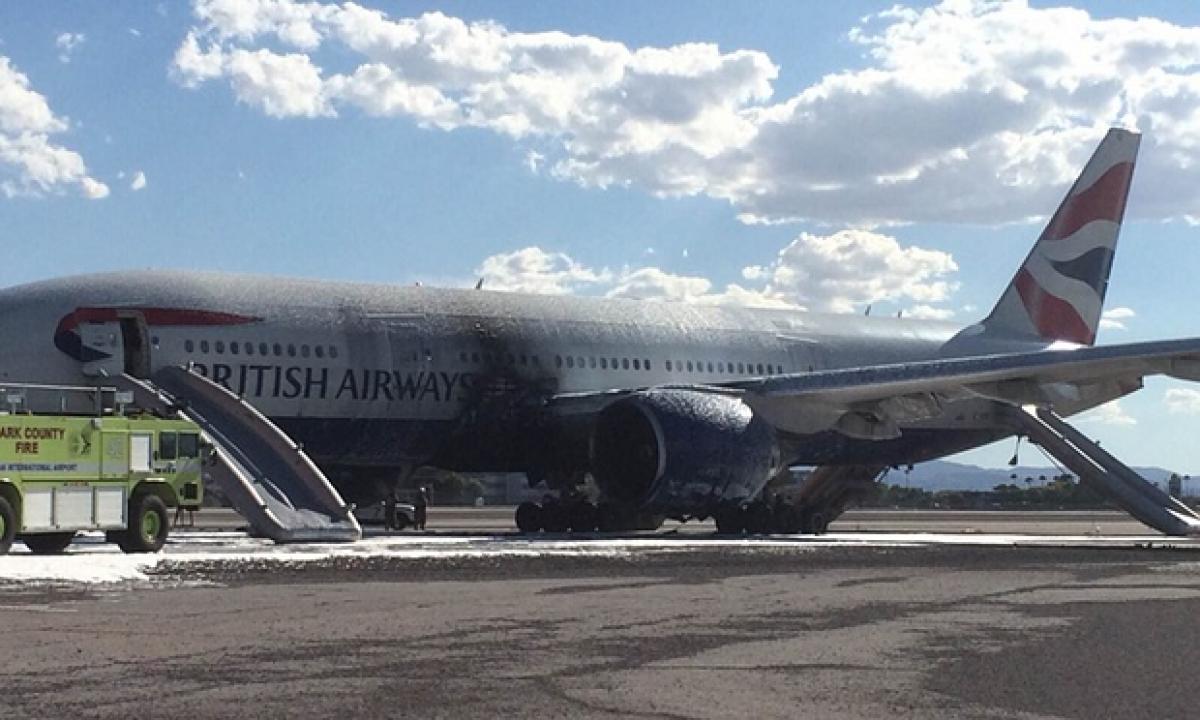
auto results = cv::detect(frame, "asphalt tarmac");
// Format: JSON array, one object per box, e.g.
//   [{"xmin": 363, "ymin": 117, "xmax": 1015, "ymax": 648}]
[
  {"xmin": 187, "ymin": 505, "xmax": 1162, "ymax": 536},
  {"xmin": 4, "ymin": 512, "xmax": 1199, "ymax": 719}
]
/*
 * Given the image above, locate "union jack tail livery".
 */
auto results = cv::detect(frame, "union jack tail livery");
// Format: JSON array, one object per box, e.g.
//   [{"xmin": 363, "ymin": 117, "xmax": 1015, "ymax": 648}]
[{"xmin": 983, "ymin": 128, "xmax": 1140, "ymax": 346}]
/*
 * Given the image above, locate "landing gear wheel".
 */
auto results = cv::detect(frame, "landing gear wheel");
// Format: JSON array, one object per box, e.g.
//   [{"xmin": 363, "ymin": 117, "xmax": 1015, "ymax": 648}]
[
  {"xmin": 117, "ymin": 494, "xmax": 170, "ymax": 553},
  {"xmin": 22, "ymin": 532, "xmax": 75, "ymax": 555},
  {"xmin": 515, "ymin": 501, "xmax": 543, "ymax": 533},
  {"xmin": 0, "ymin": 496, "xmax": 15, "ymax": 555},
  {"xmin": 744, "ymin": 502, "xmax": 772, "ymax": 535},
  {"xmin": 714, "ymin": 506, "xmax": 745, "ymax": 535},
  {"xmin": 773, "ymin": 506, "xmax": 802, "ymax": 534},
  {"xmin": 568, "ymin": 502, "xmax": 599, "ymax": 533},
  {"xmin": 542, "ymin": 501, "xmax": 570, "ymax": 533},
  {"xmin": 596, "ymin": 503, "xmax": 625, "ymax": 533},
  {"xmin": 803, "ymin": 511, "xmax": 828, "ymax": 536}
]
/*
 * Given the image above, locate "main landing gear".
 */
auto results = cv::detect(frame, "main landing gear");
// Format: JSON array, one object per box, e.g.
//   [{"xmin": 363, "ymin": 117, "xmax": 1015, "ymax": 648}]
[
  {"xmin": 516, "ymin": 497, "xmax": 659, "ymax": 533},
  {"xmin": 713, "ymin": 500, "xmax": 830, "ymax": 536},
  {"xmin": 516, "ymin": 497, "xmax": 601, "ymax": 533}
]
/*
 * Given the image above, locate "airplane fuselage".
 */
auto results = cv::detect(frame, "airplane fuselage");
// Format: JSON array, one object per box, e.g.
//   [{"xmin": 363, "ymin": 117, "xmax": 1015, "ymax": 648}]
[{"xmin": 0, "ymin": 270, "xmax": 1027, "ymax": 502}]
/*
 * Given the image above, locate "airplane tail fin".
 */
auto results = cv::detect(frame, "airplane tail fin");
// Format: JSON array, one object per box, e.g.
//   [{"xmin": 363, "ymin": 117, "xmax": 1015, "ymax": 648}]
[{"xmin": 981, "ymin": 128, "xmax": 1140, "ymax": 346}]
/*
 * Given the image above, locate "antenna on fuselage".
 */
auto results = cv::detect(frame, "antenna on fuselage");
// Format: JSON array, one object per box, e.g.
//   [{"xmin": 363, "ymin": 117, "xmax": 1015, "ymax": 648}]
[
  {"xmin": 863, "ymin": 305, "xmax": 871, "ymax": 316},
  {"xmin": 475, "ymin": 277, "xmax": 485, "ymax": 290}
]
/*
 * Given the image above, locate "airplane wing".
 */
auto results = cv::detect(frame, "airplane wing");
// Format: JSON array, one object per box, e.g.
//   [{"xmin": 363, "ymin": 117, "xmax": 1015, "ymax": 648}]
[
  {"xmin": 548, "ymin": 337, "xmax": 1200, "ymax": 438},
  {"xmin": 740, "ymin": 337, "xmax": 1200, "ymax": 403}
]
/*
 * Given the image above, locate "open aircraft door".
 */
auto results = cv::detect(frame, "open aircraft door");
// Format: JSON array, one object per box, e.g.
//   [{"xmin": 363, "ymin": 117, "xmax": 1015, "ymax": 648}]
[{"xmin": 78, "ymin": 311, "xmax": 151, "ymax": 379}]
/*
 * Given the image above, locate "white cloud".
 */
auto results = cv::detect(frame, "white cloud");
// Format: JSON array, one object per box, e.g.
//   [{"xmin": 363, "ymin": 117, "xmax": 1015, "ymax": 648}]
[
  {"xmin": 905, "ymin": 305, "xmax": 956, "ymax": 320},
  {"xmin": 1099, "ymin": 306, "xmax": 1136, "ymax": 331},
  {"xmin": 55, "ymin": 32, "xmax": 84, "ymax": 63},
  {"xmin": 606, "ymin": 267, "xmax": 713, "ymax": 303},
  {"xmin": 1165, "ymin": 388, "xmax": 1200, "ymax": 415},
  {"xmin": 80, "ymin": 176, "xmax": 109, "ymax": 199},
  {"xmin": 130, "ymin": 170, "xmax": 147, "ymax": 191},
  {"xmin": 742, "ymin": 229, "xmax": 958, "ymax": 313},
  {"xmin": 0, "ymin": 56, "xmax": 107, "ymax": 199},
  {"xmin": 525, "ymin": 150, "xmax": 544, "ymax": 174},
  {"xmin": 172, "ymin": 1, "xmax": 1200, "ymax": 226},
  {"xmin": 477, "ymin": 229, "xmax": 957, "ymax": 316},
  {"xmin": 1078, "ymin": 399, "xmax": 1137, "ymax": 426},
  {"xmin": 475, "ymin": 246, "xmax": 612, "ymax": 295}
]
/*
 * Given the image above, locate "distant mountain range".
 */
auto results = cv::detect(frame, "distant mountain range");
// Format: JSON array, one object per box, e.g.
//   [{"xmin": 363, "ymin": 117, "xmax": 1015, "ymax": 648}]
[{"xmin": 882, "ymin": 460, "xmax": 1190, "ymax": 492}]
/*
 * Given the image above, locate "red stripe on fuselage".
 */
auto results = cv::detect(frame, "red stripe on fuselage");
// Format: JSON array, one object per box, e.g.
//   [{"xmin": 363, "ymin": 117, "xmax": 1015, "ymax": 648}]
[
  {"xmin": 55, "ymin": 307, "xmax": 260, "ymax": 335},
  {"xmin": 1013, "ymin": 269, "xmax": 1094, "ymax": 345},
  {"xmin": 1043, "ymin": 161, "xmax": 1134, "ymax": 242}
]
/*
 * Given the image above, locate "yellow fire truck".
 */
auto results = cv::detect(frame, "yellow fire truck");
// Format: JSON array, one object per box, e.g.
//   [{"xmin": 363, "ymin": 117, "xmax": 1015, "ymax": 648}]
[{"xmin": 0, "ymin": 384, "xmax": 205, "ymax": 555}]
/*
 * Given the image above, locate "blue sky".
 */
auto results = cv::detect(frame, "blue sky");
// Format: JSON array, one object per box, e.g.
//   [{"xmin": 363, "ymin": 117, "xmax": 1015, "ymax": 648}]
[{"xmin": 4, "ymin": 1, "xmax": 1200, "ymax": 472}]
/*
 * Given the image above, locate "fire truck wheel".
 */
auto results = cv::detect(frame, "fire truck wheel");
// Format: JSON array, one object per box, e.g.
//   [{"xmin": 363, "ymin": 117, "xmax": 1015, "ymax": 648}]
[
  {"xmin": 23, "ymin": 532, "xmax": 75, "ymax": 554},
  {"xmin": 120, "ymin": 494, "xmax": 170, "ymax": 553},
  {"xmin": 0, "ymin": 496, "xmax": 14, "ymax": 554}
]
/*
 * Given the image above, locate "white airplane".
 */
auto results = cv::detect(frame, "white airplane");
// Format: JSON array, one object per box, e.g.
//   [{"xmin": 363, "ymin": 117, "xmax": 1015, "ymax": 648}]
[{"xmin": 2, "ymin": 127, "xmax": 1198, "ymax": 534}]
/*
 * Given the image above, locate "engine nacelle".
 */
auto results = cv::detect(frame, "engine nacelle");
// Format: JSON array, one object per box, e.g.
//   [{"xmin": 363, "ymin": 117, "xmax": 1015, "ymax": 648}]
[{"xmin": 590, "ymin": 389, "xmax": 780, "ymax": 515}]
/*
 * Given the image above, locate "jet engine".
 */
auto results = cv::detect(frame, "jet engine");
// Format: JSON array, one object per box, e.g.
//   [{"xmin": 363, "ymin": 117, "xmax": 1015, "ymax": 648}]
[{"xmin": 590, "ymin": 389, "xmax": 780, "ymax": 515}]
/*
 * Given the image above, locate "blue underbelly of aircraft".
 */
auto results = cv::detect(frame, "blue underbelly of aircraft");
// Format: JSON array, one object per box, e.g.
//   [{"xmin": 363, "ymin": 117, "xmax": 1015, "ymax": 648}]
[{"xmin": 274, "ymin": 415, "xmax": 1007, "ymax": 475}]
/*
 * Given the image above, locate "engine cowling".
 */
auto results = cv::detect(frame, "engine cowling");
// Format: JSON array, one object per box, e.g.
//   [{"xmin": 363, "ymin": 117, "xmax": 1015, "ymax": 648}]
[{"xmin": 590, "ymin": 389, "xmax": 780, "ymax": 515}]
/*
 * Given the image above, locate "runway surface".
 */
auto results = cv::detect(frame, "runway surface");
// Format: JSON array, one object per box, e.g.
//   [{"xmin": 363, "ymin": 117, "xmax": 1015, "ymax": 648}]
[
  {"xmin": 182, "ymin": 505, "xmax": 1170, "ymax": 536},
  {"xmin": 3, "ymin": 509, "xmax": 1199, "ymax": 719}
]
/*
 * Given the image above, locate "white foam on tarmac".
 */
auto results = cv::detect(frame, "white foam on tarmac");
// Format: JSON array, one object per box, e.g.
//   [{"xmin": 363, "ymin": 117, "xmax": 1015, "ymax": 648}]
[{"xmin": 1, "ymin": 530, "xmax": 1195, "ymax": 586}]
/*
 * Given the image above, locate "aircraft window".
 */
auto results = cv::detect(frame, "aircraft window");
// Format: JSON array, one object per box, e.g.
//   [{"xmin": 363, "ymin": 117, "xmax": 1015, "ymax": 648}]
[
  {"xmin": 589, "ymin": 357, "xmax": 597, "ymax": 369},
  {"xmin": 633, "ymin": 358, "xmax": 641, "ymax": 370},
  {"xmin": 230, "ymin": 342, "xmax": 239, "ymax": 355},
  {"xmin": 301, "ymin": 345, "xmax": 310, "ymax": 358},
  {"xmin": 600, "ymin": 357, "xmax": 608, "ymax": 369},
  {"xmin": 472, "ymin": 352, "xmax": 480, "ymax": 363},
  {"xmin": 644, "ymin": 359, "xmax": 651, "ymax": 371},
  {"xmin": 686, "ymin": 361, "xmax": 693, "ymax": 372},
  {"xmin": 185, "ymin": 340, "xmax": 194, "ymax": 353},
  {"xmin": 242, "ymin": 342, "xmax": 252, "ymax": 355},
  {"xmin": 315, "ymin": 346, "xmax": 325, "ymax": 359},
  {"xmin": 622, "ymin": 358, "xmax": 630, "ymax": 370},
  {"xmin": 555, "ymin": 355, "xmax": 563, "ymax": 368},
  {"xmin": 756, "ymin": 363, "xmax": 764, "ymax": 374},
  {"xmin": 566, "ymin": 356, "xmax": 575, "ymax": 368},
  {"xmin": 665, "ymin": 360, "xmax": 672, "ymax": 372},
  {"xmin": 151, "ymin": 335, "xmax": 160, "ymax": 348},
  {"xmin": 611, "ymin": 357, "xmax": 618, "ymax": 369},
  {"xmin": 576, "ymin": 356, "xmax": 585, "ymax": 368},
  {"xmin": 178, "ymin": 433, "xmax": 199, "ymax": 458},
  {"xmin": 273, "ymin": 343, "xmax": 282, "ymax": 356},
  {"xmin": 424, "ymin": 349, "xmax": 433, "ymax": 362},
  {"xmin": 717, "ymin": 362, "xmax": 724, "ymax": 373},
  {"xmin": 287, "ymin": 344, "xmax": 296, "ymax": 357},
  {"xmin": 738, "ymin": 363, "xmax": 745, "ymax": 374},
  {"xmin": 329, "ymin": 346, "xmax": 339, "ymax": 359},
  {"xmin": 158, "ymin": 432, "xmax": 177, "ymax": 461},
  {"xmin": 520, "ymin": 354, "xmax": 528, "ymax": 366},
  {"xmin": 200, "ymin": 340, "xmax": 209, "ymax": 353},
  {"xmin": 460, "ymin": 351, "xmax": 468, "ymax": 363}
]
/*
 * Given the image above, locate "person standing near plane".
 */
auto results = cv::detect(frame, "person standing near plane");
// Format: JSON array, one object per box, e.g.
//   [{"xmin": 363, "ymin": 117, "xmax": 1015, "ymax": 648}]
[
  {"xmin": 384, "ymin": 489, "xmax": 399, "ymax": 531},
  {"xmin": 415, "ymin": 486, "xmax": 429, "ymax": 531}
]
